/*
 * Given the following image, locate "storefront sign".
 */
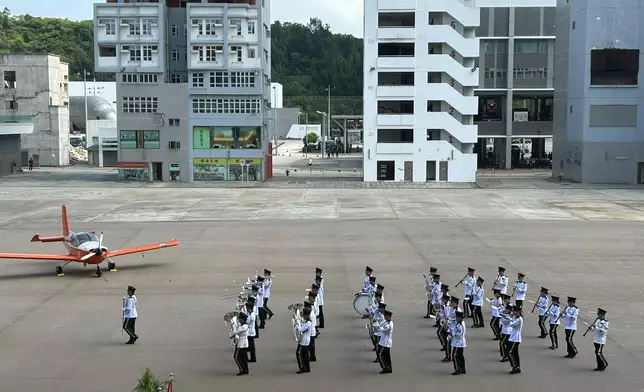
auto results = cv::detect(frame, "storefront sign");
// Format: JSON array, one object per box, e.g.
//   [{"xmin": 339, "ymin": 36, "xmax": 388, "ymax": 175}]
[{"xmin": 118, "ymin": 162, "xmax": 149, "ymax": 169}]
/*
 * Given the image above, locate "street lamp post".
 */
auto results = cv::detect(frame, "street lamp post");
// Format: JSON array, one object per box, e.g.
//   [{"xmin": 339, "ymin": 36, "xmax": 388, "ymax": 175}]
[
  {"xmin": 299, "ymin": 111, "xmax": 309, "ymax": 159},
  {"xmin": 316, "ymin": 110, "xmax": 327, "ymax": 157}
]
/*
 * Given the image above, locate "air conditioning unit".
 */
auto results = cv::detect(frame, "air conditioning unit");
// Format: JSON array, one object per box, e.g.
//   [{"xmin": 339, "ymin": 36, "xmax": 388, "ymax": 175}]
[{"xmin": 169, "ymin": 141, "xmax": 181, "ymax": 150}]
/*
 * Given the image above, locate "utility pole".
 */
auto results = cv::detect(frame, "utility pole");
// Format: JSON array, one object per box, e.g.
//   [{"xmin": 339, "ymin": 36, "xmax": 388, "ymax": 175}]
[{"xmin": 327, "ymin": 85, "xmax": 331, "ymax": 155}]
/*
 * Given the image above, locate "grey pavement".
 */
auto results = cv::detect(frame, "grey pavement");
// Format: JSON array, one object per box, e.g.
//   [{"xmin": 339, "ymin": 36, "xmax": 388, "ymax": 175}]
[{"xmin": 0, "ymin": 180, "xmax": 644, "ymax": 391}]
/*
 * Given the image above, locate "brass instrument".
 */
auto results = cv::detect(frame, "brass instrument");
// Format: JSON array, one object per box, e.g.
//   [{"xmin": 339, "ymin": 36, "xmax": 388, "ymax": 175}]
[
  {"xmin": 583, "ymin": 318, "xmax": 599, "ymax": 337},
  {"xmin": 492, "ymin": 274, "xmax": 501, "ymax": 290},
  {"xmin": 224, "ymin": 311, "xmax": 240, "ymax": 347},
  {"xmin": 554, "ymin": 305, "xmax": 569, "ymax": 323},
  {"xmin": 510, "ymin": 280, "xmax": 519, "ymax": 298},
  {"xmin": 288, "ymin": 303, "xmax": 304, "ymax": 343},
  {"xmin": 455, "ymin": 273, "xmax": 469, "ymax": 288},
  {"xmin": 423, "ymin": 274, "xmax": 432, "ymax": 299}
]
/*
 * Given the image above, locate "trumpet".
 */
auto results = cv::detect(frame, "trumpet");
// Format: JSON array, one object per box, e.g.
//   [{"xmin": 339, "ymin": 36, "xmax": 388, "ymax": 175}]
[
  {"xmin": 454, "ymin": 273, "xmax": 469, "ymax": 288},
  {"xmin": 583, "ymin": 318, "xmax": 599, "ymax": 337}
]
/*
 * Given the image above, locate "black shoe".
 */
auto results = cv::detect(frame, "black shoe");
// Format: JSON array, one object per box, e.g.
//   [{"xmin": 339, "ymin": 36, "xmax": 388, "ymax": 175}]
[
  {"xmin": 549, "ymin": 346, "xmax": 556, "ymax": 350},
  {"xmin": 318, "ymin": 325, "xmax": 324, "ymax": 329},
  {"xmin": 248, "ymin": 359, "xmax": 257, "ymax": 363},
  {"xmin": 564, "ymin": 354, "xmax": 571, "ymax": 358},
  {"xmin": 461, "ymin": 370, "xmax": 466, "ymax": 374},
  {"xmin": 372, "ymin": 347, "xmax": 376, "ymax": 351},
  {"xmin": 362, "ymin": 315, "xmax": 369, "ymax": 319},
  {"xmin": 373, "ymin": 359, "xmax": 380, "ymax": 363},
  {"xmin": 493, "ymin": 337, "xmax": 500, "ymax": 341},
  {"xmin": 423, "ymin": 315, "xmax": 431, "ymax": 319},
  {"xmin": 500, "ymin": 358, "xmax": 509, "ymax": 363},
  {"xmin": 441, "ymin": 358, "xmax": 451, "ymax": 363},
  {"xmin": 310, "ymin": 358, "xmax": 317, "ymax": 362},
  {"xmin": 440, "ymin": 347, "xmax": 446, "ymax": 352},
  {"xmin": 379, "ymin": 369, "xmax": 392, "ymax": 374},
  {"xmin": 316, "ymin": 332, "xmax": 321, "ymax": 338},
  {"xmin": 452, "ymin": 371, "xmax": 462, "ymax": 375},
  {"xmin": 296, "ymin": 370, "xmax": 306, "ymax": 374},
  {"xmin": 236, "ymin": 372, "xmax": 246, "ymax": 376},
  {"xmin": 126, "ymin": 340, "xmax": 134, "ymax": 344},
  {"xmin": 131, "ymin": 336, "xmax": 138, "ymax": 344},
  {"xmin": 268, "ymin": 313, "xmax": 274, "ymax": 320},
  {"xmin": 538, "ymin": 334, "xmax": 548, "ymax": 339}
]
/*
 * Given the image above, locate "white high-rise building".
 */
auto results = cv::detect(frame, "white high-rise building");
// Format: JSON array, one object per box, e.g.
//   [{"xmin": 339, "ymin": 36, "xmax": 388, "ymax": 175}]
[{"xmin": 363, "ymin": 0, "xmax": 556, "ymax": 182}]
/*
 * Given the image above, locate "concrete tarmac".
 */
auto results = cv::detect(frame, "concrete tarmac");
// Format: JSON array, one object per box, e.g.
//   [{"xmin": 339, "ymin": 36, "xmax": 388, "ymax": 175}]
[{"xmin": 0, "ymin": 185, "xmax": 643, "ymax": 391}]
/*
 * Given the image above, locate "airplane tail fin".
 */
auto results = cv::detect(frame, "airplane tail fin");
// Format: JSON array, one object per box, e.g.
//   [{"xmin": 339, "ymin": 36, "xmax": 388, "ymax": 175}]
[{"xmin": 62, "ymin": 205, "xmax": 70, "ymax": 236}]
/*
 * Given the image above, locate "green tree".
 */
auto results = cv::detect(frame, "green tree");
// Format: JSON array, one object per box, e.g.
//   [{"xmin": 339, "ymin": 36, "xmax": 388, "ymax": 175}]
[
  {"xmin": 306, "ymin": 132, "xmax": 318, "ymax": 144},
  {"xmin": 132, "ymin": 368, "xmax": 171, "ymax": 392}
]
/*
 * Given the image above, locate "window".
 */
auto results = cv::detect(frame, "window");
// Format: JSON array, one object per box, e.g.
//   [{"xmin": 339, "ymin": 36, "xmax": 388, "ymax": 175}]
[
  {"xmin": 514, "ymin": 41, "xmax": 547, "ymax": 53},
  {"xmin": 513, "ymin": 68, "xmax": 547, "ymax": 79},
  {"xmin": 184, "ymin": 24, "xmax": 187, "ymax": 38},
  {"xmin": 4, "ymin": 99, "xmax": 18, "ymax": 109},
  {"xmin": 209, "ymin": 71, "xmax": 255, "ymax": 88},
  {"xmin": 171, "ymin": 24, "xmax": 179, "ymax": 36},
  {"xmin": 128, "ymin": 45, "xmax": 141, "ymax": 62},
  {"xmin": 99, "ymin": 46, "xmax": 117, "ymax": 57},
  {"xmin": 264, "ymin": 49, "xmax": 269, "ymax": 63},
  {"xmin": 193, "ymin": 126, "xmax": 261, "ymax": 149},
  {"xmin": 195, "ymin": 45, "xmax": 221, "ymax": 62},
  {"xmin": 142, "ymin": 19, "xmax": 156, "ymax": 36},
  {"xmin": 378, "ymin": 72, "xmax": 414, "ymax": 86},
  {"xmin": 377, "ymin": 129, "xmax": 413, "ymax": 143},
  {"xmin": 99, "ymin": 18, "xmax": 116, "ymax": 35},
  {"xmin": 192, "ymin": 72, "xmax": 204, "ymax": 87},
  {"xmin": 483, "ymin": 43, "xmax": 494, "ymax": 53},
  {"xmin": 191, "ymin": 98, "xmax": 261, "ymax": 114},
  {"xmin": 591, "ymin": 49, "xmax": 639, "ymax": 86},
  {"xmin": 203, "ymin": 19, "xmax": 221, "ymax": 36},
  {"xmin": 377, "ymin": 161, "xmax": 395, "ymax": 180},
  {"xmin": 121, "ymin": 97, "xmax": 158, "ymax": 113},
  {"xmin": 124, "ymin": 19, "xmax": 140, "ymax": 36},
  {"xmin": 120, "ymin": 130, "xmax": 160, "ymax": 149},
  {"xmin": 378, "ymin": 12, "xmax": 415, "ymax": 27},
  {"xmin": 171, "ymin": 74, "xmax": 181, "ymax": 83},
  {"xmin": 378, "ymin": 43, "xmax": 415, "ymax": 56},
  {"xmin": 230, "ymin": 19, "xmax": 242, "ymax": 35},
  {"xmin": 169, "ymin": 118, "xmax": 181, "ymax": 127},
  {"xmin": 122, "ymin": 74, "xmax": 158, "ymax": 84},
  {"xmin": 231, "ymin": 46, "xmax": 243, "ymax": 62},
  {"xmin": 142, "ymin": 45, "xmax": 156, "ymax": 62},
  {"xmin": 172, "ymin": 49, "xmax": 180, "ymax": 61},
  {"xmin": 475, "ymin": 96, "xmax": 503, "ymax": 121},
  {"xmin": 377, "ymin": 100, "xmax": 414, "ymax": 114},
  {"xmin": 248, "ymin": 21, "xmax": 256, "ymax": 34},
  {"xmin": 247, "ymin": 48, "xmax": 256, "ymax": 58}
]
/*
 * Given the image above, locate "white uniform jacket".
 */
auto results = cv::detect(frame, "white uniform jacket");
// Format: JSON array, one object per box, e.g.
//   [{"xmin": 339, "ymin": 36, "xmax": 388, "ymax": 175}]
[
  {"xmin": 377, "ymin": 320, "xmax": 393, "ymax": 347},
  {"xmin": 514, "ymin": 281, "xmax": 527, "ymax": 301},
  {"xmin": 500, "ymin": 314, "xmax": 512, "ymax": 335},
  {"xmin": 448, "ymin": 306, "xmax": 462, "ymax": 332},
  {"xmin": 536, "ymin": 296, "xmax": 549, "ymax": 316},
  {"xmin": 494, "ymin": 275, "xmax": 509, "ymax": 295},
  {"xmin": 490, "ymin": 298, "xmax": 502, "ymax": 317},
  {"xmin": 471, "ymin": 286, "xmax": 484, "ymax": 306},
  {"xmin": 308, "ymin": 309, "xmax": 317, "ymax": 337},
  {"xmin": 451, "ymin": 322, "xmax": 466, "ymax": 348},
  {"xmin": 231, "ymin": 323, "xmax": 249, "ymax": 348},
  {"xmin": 548, "ymin": 304, "xmax": 561, "ymax": 325},
  {"xmin": 561, "ymin": 306, "xmax": 579, "ymax": 330},
  {"xmin": 462, "ymin": 275, "xmax": 476, "ymax": 296},
  {"xmin": 317, "ymin": 281, "xmax": 324, "ymax": 306},
  {"xmin": 247, "ymin": 311, "xmax": 256, "ymax": 337},
  {"xmin": 123, "ymin": 296, "xmax": 138, "ymax": 319},
  {"xmin": 431, "ymin": 282, "xmax": 442, "ymax": 304},
  {"xmin": 508, "ymin": 316, "xmax": 523, "ymax": 343},
  {"xmin": 364, "ymin": 275, "xmax": 371, "ymax": 290},
  {"xmin": 593, "ymin": 319, "xmax": 609, "ymax": 345},
  {"xmin": 296, "ymin": 320, "xmax": 312, "ymax": 346},
  {"xmin": 263, "ymin": 278, "xmax": 272, "ymax": 299}
]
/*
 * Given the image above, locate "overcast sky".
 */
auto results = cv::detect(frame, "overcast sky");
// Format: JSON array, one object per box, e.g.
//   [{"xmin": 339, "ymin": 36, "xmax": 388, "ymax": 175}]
[{"xmin": 3, "ymin": 0, "xmax": 364, "ymax": 37}]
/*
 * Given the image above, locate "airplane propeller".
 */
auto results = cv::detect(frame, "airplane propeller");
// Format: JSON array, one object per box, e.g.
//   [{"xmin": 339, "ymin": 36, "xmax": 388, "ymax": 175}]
[{"xmin": 80, "ymin": 232, "xmax": 106, "ymax": 261}]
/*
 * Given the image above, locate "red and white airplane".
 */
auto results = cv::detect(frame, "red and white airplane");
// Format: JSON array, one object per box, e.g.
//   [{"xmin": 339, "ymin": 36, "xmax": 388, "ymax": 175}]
[{"xmin": 0, "ymin": 205, "xmax": 179, "ymax": 277}]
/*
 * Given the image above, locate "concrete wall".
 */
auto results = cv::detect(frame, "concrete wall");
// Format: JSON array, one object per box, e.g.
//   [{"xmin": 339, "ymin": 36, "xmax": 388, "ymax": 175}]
[
  {"xmin": 553, "ymin": 0, "xmax": 644, "ymax": 184},
  {"xmin": 0, "ymin": 135, "xmax": 21, "ymax": 175},
  {"xmin": 0, "ymin": 55, "xmax": 70, "ymax": 167},
  {"xmin": 272, "ymin": 107, "xmax": 299, "ymax": 139}
]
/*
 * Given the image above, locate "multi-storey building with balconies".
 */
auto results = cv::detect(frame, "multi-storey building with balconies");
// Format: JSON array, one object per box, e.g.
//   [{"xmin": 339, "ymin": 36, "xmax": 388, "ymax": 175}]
[
  {"xmin": 94, "ymin": 0, "xmax": 271, "ymax": 182},
  {"xmin": 364, "ymin": 0, "xmax": 556, "ymax": 182}
]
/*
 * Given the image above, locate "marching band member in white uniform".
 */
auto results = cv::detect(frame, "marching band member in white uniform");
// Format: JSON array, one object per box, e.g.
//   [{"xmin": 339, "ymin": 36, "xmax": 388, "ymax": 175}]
[
  {"xmin": 315, "ymin": 270, "xmax": 325, "ymax": 328},
  {"xmin": 512, "ymin": 273, "xmax": 528, "ymax": 309},
  {"xmin": 244, "ymin": 301, "xmax": 258, "ymax": 362},
  {"xmin": 471, "ymin": 277, "xmax": 485, "ymax": 328},
  {"xmin": 493, "ymin": 266, "xmax": 509, "ymax": 295},
  {"xmin": 376, "ymin": 284, "xmax": 385, "ymax": 304},
  {"xmin": 499, "ymin": 303, "xmax": 513, "ymax": 361},
  {"xmin": 369, "ymin": 300, "xmax": 386, "ymax": 356},
  {"xmin": 561, "ymin": 296, "xmax": 579, "ymax": 358},
  {"xmin": 374, "ymin": 310, "xmax": 393, "ymax": 374},
  {"xmin": 437, "ymin": 294, "xmax": 451, "ymax": 354},
  {"xmin": 303, "ymin": 299, "xmax": 317, "ymax": 362},
  {"xmin": 295, "ymin": 309, "xmax": 312, "ymax": 374},
  {"xmin": 122, "ymin": 285, "xmax": 139, "ymax": 344},
  {"xmin": 250, "ymin": 285, "xmax": 262, "ymax": 338},
  {"xmin": 508, "ymin": 306, "xmax": 523, "ymax": 374},
  {"xmin": 364, "ymin": 266, "xmax": 373, "ymax": 289},
  {"xmin": 424, "ymin": 267, "xmax": 438, "ymax": 318},
  {"xmin": 451, "ymin": 311, "xmax": 467, "ymax": 375},
  {"xmin": 489, "ymin": 289, "xmax": 503, "ymax": 340},
  {"xmin": 591, "ymin": 308, "xmax": 609, "ymax": 371},
  {"xmin": 548, "ymin": 295, "xmax": 561, "ymax": 350},
  {"xmin": 256, "ymin": 277, "xmax": 267, "ymax": 329},
  {"xmin": 535, "ymin": 287, "xmax": 550, "ymax": 338},
  {"xmin": 443, "ymin": 296, "xmax": 462, "ymax": 363},
  {"xmin": 230, "ymin": 312, "xmax": 250, "ymax": 376},
  {"xmin": 262, "ymin": 269, "xmax": 274, "ymax": 320},
  {"xmin": 461, "ymin": 267, "xmax": 476, "ymax": 318},
  {"xmin": 431, "ymin": 275, "xmax": 443, "ymax": 327}
]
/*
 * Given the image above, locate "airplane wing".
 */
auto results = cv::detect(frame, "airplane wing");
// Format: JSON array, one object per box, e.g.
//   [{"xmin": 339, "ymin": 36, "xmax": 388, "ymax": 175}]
[
  {"xmin": 0, "ymin": 253, "xmax": 79, "ymax": 261},
  {"xmin": 105, "ymin": 239, "xmax": 179, "ymax": 258}
]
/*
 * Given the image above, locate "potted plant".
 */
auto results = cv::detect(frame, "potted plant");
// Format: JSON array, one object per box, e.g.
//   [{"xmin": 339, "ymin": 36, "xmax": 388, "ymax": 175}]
[{"xmin": 132, "ymin": 368, "xmax": 174, "ymax": 392}]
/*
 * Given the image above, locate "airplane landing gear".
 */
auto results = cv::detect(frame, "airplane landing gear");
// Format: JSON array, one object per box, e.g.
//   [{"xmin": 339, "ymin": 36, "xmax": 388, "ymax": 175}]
[
  {"xmin": 96, "ymin": 265, "xmax": 102, "ymax": 278},
  {"xmin": 108, "ymin": 261, "xmax": 117, "ymax": 272},
  {"xmin": 56, "ymin": 266, "xmax": 64, "ymax": 276}
]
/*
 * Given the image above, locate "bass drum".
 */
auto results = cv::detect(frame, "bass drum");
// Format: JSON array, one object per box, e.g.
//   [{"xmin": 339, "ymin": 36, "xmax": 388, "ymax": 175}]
[{"xmin": 353, "ymin": 293, "xmax": 372, "ymax": 316}]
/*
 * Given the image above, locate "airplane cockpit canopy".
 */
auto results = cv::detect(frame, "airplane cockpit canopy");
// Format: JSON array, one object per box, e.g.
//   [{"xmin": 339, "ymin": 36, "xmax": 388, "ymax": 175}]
[{"xmin": 70, "ymin": 232, "xmax": 99, "ymax": 247}]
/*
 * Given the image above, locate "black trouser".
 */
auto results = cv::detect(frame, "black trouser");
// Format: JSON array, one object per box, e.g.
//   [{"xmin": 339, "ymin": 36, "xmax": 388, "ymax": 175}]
[
  {"xmin": 263, "ymin": 298, "xmax": 274, "ymax": 318},
  {"xmin": 508, "ymin": 342, "xmax": 521, "ymax": 370},
  {"xmin": 233, "ymin": 347, "xmax": 249, "ymax": 374},
  {"xmin": 427, "ymin": 300, "xmax": 434, "ymax": 316},
  {"xmin": 309, "ymin": 336, "xmax": 317, "ymax": 361},
  {"xmin": 441, "ymin": 327, "xmax": 451, "ymax": 359},
  {"xmin": 437, "ymin": 324, "xmax": 446, "ymax": 347},
  {"xmin": 254, "ymin": 317, "xmax": 259, "ymax": 338},
  {"xmin": 296, "ymin": 344, "xmax": 310, "ymax": 371},
  {"xmin": 463, "ymin": 296, "xmax": 472, "ymax": 317},
  {"xmin": 318, "ymin": 305, "xmax": 324, "ymax": 328},
  {"xmin": 565, "ymin": 329, "xmax": 578, "ymax": 356},
  {"xmin": 594, "ymin": 343, "xmax": 607, "ymax": 369},
  {"xmin": 451, "ymin": 347, "xmax": 465, "ymax": 373},
  {"xmin": 500, "ymin": 333, "xmax": 510, "ymax": 358},
  {"xmin": 515, "ymin": 300, "xmax": 523, "ymax": 309},
  {"xmin": 490, "ymin": 316, "xmax": 501, "ymax": 339},
  {"xmin": 123, "ymin": 318, "xmax": 137, "ymax": 340},
  {"xmin": 472, "ymin": 305, "xmax": 484, "ymax": 326},
  {"xmin": 538, "ymin": 316, "xmax": 548, "ymax": 336},
  {"xmin": 247, "ymin": 336, "xmax": 256, "ymax": 361},
  {"xmin": 549, "ymin": 324, "xmax": 559, "ymax": 348},
  {"xmin": 258, "ymin": 307, "xmax": 267, "ymax": 328},
  {"xmin": 377, "ymin": 345, "xmax": 392, "ymax": 371}
]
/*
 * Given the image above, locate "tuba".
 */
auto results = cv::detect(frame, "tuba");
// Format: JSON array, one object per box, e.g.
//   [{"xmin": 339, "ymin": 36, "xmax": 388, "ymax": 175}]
[
  {"xmin": 288, "ymin": 303, "xmax": 304, "ymax": 343},
  {"xmin": 224, "ymin": 311, "xmax": 240, "ymax": 347}
]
